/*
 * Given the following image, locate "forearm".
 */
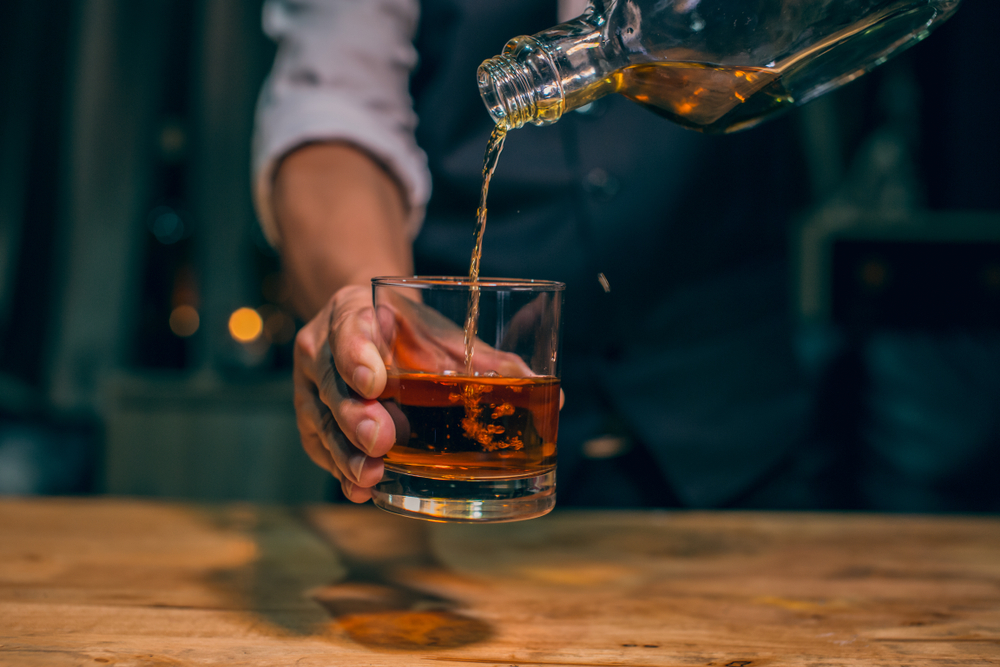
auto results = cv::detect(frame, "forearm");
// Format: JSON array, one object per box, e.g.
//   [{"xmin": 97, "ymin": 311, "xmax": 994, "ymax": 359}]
[{"xmin": 272, "ymin": 142, "xmax": 414, "ymax": 319}]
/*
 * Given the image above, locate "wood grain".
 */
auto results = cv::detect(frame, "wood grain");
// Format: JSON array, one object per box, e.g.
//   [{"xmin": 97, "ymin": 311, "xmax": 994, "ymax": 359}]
[{"xmin": 1, "ymin": 498, "xmax": 998, "ymax": 666}]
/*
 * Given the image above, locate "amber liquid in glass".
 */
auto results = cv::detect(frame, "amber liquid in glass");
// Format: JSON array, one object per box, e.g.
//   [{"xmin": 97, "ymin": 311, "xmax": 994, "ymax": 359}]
[{"xmin": 381, "ymin": 373, "xmax": 559, "ymax": 480}]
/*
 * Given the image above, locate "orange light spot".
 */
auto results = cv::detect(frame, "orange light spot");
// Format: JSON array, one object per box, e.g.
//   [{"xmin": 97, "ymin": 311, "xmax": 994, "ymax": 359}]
[
  {"xmin": 734, "ymin": 92, "xmax": 746, "ymax": 102},
  {"xmin": 229, "ymin": 307, "xmax": 263, "ymax": 342},
  {"xmin": 678, "ymin": 103, "xmax": 694, "ymax": 114},
  {"xmin": 169, "ymin": 305, "xmax": 199, "ymax": 337}
]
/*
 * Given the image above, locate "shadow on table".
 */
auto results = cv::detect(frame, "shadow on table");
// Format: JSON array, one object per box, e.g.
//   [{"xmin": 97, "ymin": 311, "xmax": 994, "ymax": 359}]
[
  {"xmin": 304, "ymin": 506, "xmax": 494, "ymax": 650},
  {"xmin": 204, "ymin": 505, "xmax": 493, "ymax": 650}
]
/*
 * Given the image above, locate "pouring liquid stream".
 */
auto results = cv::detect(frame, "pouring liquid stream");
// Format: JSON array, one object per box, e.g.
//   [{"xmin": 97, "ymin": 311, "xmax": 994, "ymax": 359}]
[{"xmin": 463, "ymin": 123, "xmax": 508, "ymax": 375}]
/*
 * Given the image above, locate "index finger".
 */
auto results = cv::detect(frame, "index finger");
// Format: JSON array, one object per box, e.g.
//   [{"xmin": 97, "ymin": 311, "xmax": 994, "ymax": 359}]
[{"xmin": 328, "ymin": 285, "xmax": 388, "ymax": 400}]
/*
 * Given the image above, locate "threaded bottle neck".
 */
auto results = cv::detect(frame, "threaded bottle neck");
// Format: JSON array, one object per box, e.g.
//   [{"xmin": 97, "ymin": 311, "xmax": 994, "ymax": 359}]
[
  {"xmin": 478, "ymin": 33, "xmax": 572, "ymax": 129},
  {"xmin": 479, "ymin": 16, "xmax": 615, "ymax": 129},
  {"xmin": 477, "ymin": 54, "xmax": 539, "ymax": 130}
]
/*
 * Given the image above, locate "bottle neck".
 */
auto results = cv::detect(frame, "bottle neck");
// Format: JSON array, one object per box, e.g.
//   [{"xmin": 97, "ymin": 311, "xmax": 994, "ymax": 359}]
[
  {"xmin": 478, "ymin": 42, "xmax": 557, "ymax": 130},
  {"xmin": 478, "ymin": 16, "xmax": 614, "ymax": 129}
]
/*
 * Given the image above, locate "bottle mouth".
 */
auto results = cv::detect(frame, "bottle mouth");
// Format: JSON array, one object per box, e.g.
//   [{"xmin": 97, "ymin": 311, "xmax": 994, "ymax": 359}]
[{"xmin": 477, "ymin": 55, "xmax": 536, "ymax": 130}]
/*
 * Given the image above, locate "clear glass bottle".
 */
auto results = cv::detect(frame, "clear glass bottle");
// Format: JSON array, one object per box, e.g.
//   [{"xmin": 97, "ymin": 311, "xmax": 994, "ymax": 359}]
[{"xmin": 478, "ymin": 0, "xmax": 961, "ymax": 133}]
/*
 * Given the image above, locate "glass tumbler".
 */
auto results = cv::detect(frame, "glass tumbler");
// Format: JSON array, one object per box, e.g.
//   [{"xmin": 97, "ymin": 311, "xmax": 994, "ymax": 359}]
[{"xmin": 370, "ymin": 276, "xmax": 564, "ymax": 523}]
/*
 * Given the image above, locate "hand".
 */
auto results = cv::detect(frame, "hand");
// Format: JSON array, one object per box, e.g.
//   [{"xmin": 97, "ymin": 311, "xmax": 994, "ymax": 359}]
[
  {"xmin": 293, "ymin": 284, "xmax": 398, "ymax": 503},
  {"xmin": 373, "ymin": 288, "xmax": 534, "ymax": 377},
  {"xmin": 274, "ymin": 143, "xmax": 414, "ymax": 503},
  {"xmin": 294, "ymin": 283, "xmax": 564, "ymax": 503}
]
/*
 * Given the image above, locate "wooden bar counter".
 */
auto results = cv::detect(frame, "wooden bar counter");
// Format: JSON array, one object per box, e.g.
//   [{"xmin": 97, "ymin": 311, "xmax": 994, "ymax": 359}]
[{"xmin": 1, "ymin": 498, "xmax": 998, "ymax": 666}]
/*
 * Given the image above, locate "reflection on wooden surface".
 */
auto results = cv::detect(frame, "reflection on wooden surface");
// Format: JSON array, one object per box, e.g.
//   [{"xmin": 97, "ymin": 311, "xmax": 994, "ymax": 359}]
[{"xmin": 1, "ymin": 498, "xmax": 998, "ymax": 666}]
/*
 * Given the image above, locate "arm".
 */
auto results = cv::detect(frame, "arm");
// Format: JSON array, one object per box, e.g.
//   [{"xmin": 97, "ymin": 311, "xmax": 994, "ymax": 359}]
[
  {"xmin": 253, "ymin": 0, "xmax": 429, "ymax": 501},
  {"xmin": 274, "ymin": 142, "xmax": 410, "ymax": 503},
  {"xmin": 273, "ymin": 142, "xmax": 413, "ymax": 318}
]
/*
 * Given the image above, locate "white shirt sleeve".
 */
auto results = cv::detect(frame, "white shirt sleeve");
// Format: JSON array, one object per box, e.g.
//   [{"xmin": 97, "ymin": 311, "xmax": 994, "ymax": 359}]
[{"xmin": 252, "ymin": 0, "xmax": 431, "ymax": 247}]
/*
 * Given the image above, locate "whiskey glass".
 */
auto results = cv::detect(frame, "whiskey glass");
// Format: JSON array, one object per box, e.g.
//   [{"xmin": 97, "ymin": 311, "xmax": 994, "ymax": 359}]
[{"xmin": 370, "ymin": 276, "xmax": 564, "ymax": 523}]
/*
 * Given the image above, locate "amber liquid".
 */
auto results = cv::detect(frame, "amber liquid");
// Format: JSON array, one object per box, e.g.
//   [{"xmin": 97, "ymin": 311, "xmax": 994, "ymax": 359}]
[
  {"xmin": 463, "ymin": 124, "xmax": 508, "ymax": 373},
  {"xmin": 610, "ymin": 62, "xmax": 790, "ymax": 134},
  {"xmin": 380, "ymin": 373, "xmax": 559, "ymax": 480},
  {"xmin": 604, "ymin": 1, "xmax": 939, "ymax": 134}
]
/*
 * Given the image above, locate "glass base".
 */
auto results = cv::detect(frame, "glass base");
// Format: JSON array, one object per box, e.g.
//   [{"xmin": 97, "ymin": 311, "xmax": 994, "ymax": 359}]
[{"xmin": 371, "ymin": 469, "xmax": 556, "ymax": 523}]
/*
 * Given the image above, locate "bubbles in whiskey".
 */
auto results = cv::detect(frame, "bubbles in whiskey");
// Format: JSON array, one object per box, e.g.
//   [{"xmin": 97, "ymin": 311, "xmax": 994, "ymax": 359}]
[{"xmin": 380, "ymin": 372, "xmax": 559, "ymax": 480}]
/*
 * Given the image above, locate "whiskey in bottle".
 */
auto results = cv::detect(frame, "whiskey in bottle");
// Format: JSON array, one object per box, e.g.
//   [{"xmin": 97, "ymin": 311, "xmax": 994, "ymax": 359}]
[{"xmin": 478, "ymin": 0, "xmax": 960, "ymax": 133}]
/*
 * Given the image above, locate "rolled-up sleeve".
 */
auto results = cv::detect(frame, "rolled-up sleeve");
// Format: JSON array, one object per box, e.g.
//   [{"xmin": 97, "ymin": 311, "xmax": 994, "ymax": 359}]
[{"xmin": 252, "ymin": 0, "xmax": 431, "ymax": 246}]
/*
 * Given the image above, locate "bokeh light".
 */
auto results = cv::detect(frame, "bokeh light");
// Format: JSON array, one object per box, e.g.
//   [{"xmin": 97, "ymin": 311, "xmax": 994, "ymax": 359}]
[
  {"xmin": 146, "ymin": 205, "xmax": 187, "ymax": 245},
  {"xmin": 263, "ymin": 309, "xmax": 296, "ymax": 344},
  {"xmin": 229, "ymin": 307, "xmax": 263, "ymax": 342},
  {"xmin": 169, "ymin": 305, "xmax": 200, "ymax": 337}
]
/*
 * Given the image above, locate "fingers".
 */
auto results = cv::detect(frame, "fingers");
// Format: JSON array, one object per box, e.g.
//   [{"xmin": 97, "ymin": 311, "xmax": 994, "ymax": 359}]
[
  {"xmin": 329, "ymin": 286, "xmax": 388, "ymax": 400},
  {"xmin": 471, "ymin": 346, "xmax": 536, "ymax": 378},
  {"xmin": 337, "ymin": 393, "xmax": 396, "ymax": 458},
  {"xmin": 293, "ymin": 286, "xmax": 399, "ymax": 502},
  {"xmin": 340, "ymin": 478, "xmax": 375, "ymax": 503},
  {"xmin": 295, "ymin": 383, "xmax": 386, "ymax": 498},
  {"xmin": 295, "ymin": 385, "xmax": 385, "ymax": 480},
  {"xmin": 299, "ymin": 415, "xmax": 374, "ymax": 503}
]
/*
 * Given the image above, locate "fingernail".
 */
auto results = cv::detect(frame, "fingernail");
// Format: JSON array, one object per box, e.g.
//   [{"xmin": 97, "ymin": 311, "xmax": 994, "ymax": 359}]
[
  {"xmin": 356, "ymin": 419, "xmax": 380, "ymax": 453},
  {"xmin": 348, "ymin": 452, "xmax": 367, "ymax": 482},
  {"xmin": 353, "ymin": 366, "xmax": 376, "ymax": 396}
]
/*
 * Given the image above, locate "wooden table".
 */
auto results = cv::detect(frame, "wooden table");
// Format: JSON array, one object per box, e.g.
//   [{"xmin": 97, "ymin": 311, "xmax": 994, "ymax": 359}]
[{"xmin": 1, "ymin": 498, "xmax": 998, "ymax": 666}]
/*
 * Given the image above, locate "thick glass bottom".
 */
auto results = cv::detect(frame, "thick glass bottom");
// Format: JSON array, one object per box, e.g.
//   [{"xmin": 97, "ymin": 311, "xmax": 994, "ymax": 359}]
[{"xmin": 371, "ymin": 469, "xmax": 556, "ymax": 523}]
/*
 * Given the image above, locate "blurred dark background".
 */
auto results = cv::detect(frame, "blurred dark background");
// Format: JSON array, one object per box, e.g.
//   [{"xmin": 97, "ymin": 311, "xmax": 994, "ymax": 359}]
[
  {"xmin": 0, "ymin": 0, "xmax": 997, "ymax": 507},
  {"xmin": 0, "ymin": 0, "xmax": 324, "ymax": 501}
]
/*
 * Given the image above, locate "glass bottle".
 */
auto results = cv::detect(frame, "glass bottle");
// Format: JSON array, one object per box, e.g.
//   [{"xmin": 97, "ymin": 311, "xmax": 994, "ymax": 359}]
[{"xmin": 478, "ymin": 0, "xmax": 961, "ymax": 133}]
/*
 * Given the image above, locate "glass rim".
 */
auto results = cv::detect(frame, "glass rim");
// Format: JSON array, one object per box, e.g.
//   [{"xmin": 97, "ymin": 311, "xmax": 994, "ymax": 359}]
[{"xmin": 372, "ymin": 275, "xmax": 565, "ymax": 291}]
